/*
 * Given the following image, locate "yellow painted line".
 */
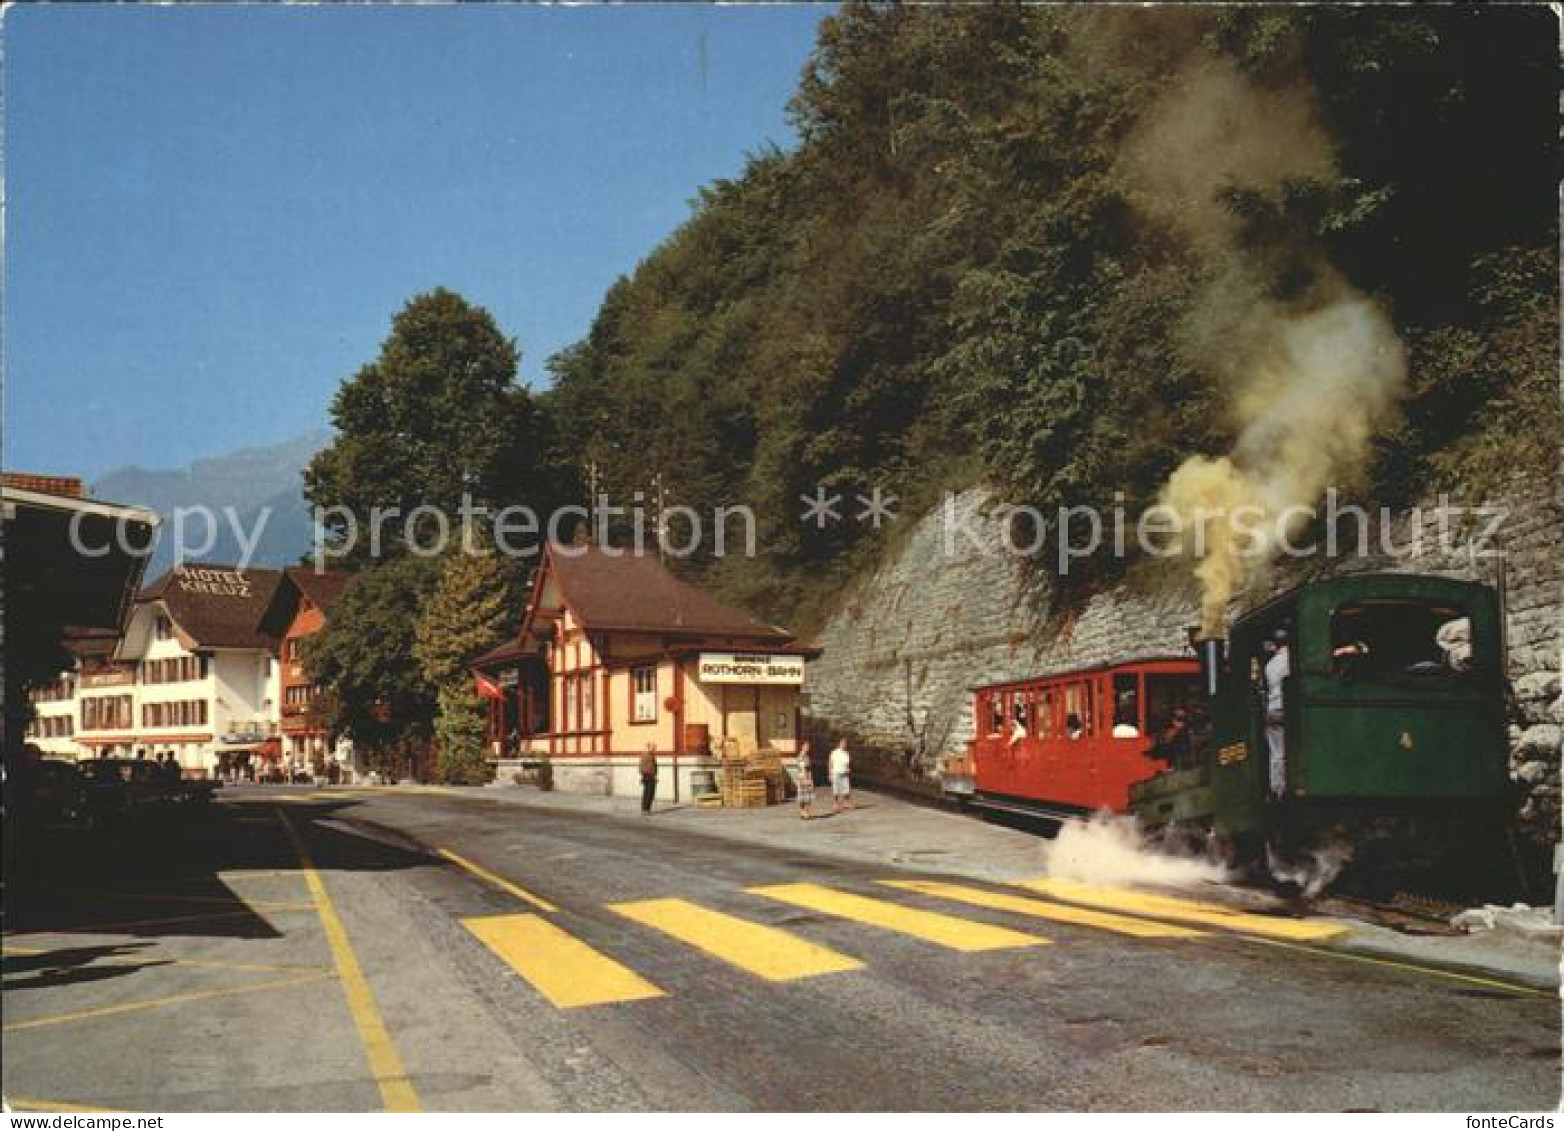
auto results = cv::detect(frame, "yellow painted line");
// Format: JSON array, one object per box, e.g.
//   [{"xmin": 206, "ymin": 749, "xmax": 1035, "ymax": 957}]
[
  {"xmin": 6, "ymin": 1096, "xmax": 131, "ymax": 1114},
  {"xmin": 278, "ymin": 811, "xmax": 421, "ymax": 1113},
  {"xmin": 0, "ymin": 942, "xmax": 323, "ymax": 975},
  {"xmin": 610, "ymin": 898, "xmax": 865, "ymax": 982},
  {"xmin": 3, "ymin": 906, "xmax": 310, "ymax": 937},
  {"xmin": 437, "ymin": 848, "xmax": 559, "ymax": 913},
  {"xmin": 1018, "ymin": 877, "xmax": 1351, "ymax": 943},
  {"xmin": 881, "ymin": 880, "xmax": 1208, "ymax": 940},
  {"xmin": 747, "ymin": 883, "xmax": 1047, "ymax": 953},
  {"xmin": 1243, "ymin": 936, "xmax": 1553, "ymax": 998},
  {"xmin": 461, "ymin": 913, "xmax": 665, "ymax": 1008},
  {"xmin": 3, "ymin": 972, "xmax": 331, "ymax": 1032},
  {"xmin": 109, "ymin": 891, "xmax": 315, "ymax": 912}
]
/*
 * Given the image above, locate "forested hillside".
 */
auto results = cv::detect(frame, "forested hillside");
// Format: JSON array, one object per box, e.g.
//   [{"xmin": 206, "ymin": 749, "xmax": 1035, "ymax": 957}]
[{"xmin": 542, "ymin": 4, "xmax": 1558, "ymax": 629}]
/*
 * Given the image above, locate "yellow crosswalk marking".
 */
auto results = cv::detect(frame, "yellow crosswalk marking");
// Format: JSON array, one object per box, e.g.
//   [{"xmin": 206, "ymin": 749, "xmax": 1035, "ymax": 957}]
[
  {"xmin": 461, "ymin": 913, "xmax": 664, "ymax": 1008},
  {"xmin": 880, "ymin": 880, "xmax": 1207, "ymax": 940},
  {"xmin": 1017, "ymin": 877, "xmax": 1350, "ymax": 943},
  {"xmin": 747, "ymin": 883, "xmax": 1047, "ymax": 952},
  {"xmin": 610, "ymin": 898, "xmax": 864, "ymax": 982}
]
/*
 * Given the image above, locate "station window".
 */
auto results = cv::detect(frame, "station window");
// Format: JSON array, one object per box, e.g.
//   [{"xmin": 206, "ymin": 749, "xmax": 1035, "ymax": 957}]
[{"xmin": 632, "ymin": 665, "xmax": 657, "ymax": 723}]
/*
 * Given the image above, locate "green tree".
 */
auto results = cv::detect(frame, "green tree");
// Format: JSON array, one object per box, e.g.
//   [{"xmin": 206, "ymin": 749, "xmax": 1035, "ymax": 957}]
[
  {"xmin": 304, "ymin": 556, "xmax": 440, "ymax": 778},
  {"xmin": 413, "ymin": 537, "xmax": 518, "ymax": 784},
  {"xmin": 542, "ymin": 2, "xmax": 1555, "ymax": 626},
  {"xmin": 305, "ymin": 287, "xmax": 554, "ymax": 563}
]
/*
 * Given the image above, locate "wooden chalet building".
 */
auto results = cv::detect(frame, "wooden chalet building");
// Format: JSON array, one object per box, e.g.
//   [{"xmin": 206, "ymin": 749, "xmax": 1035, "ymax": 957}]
[
  {"xmin": 474, "ymin": 544, "xmax": 819, "ymax": 799},
  {"xmin": 260, "ymin": 567, "xmax": 355, "ymax": 779}
]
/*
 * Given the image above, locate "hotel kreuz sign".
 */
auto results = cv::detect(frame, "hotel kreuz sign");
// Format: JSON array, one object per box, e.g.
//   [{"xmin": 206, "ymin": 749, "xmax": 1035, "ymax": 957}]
[
  {"xmin": 176, "ymin": 566, "xmax": 252, "ymax": 597},
  {"xmin": 696, "ymin": 652, "xmax": 805, "ymax": 685}
]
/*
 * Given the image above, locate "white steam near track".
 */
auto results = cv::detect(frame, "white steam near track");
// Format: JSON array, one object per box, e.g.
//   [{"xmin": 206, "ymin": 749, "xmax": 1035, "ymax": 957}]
[{"xmin": 1040, "ymin": 813, "xmax": 1229, "ymax": 890}]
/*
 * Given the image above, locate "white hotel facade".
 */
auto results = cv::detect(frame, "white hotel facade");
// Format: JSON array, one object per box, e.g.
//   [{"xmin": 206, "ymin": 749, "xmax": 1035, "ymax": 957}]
[{"xmin": 27, "ymin": 565, "xmax": 287, "ymax": 775}]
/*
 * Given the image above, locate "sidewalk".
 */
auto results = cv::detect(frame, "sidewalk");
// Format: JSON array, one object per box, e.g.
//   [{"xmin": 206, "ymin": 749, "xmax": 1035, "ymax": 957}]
[
  {"xmin": 481, "ymin": 780, "xmax": 1052, "ymax": 881},
  {"xmin": 461, "ymin": 781, "xmax": 1562, "ymax": 992}
]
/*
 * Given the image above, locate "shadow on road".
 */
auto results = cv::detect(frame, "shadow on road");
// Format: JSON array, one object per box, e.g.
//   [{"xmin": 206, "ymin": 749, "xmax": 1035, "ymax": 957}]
[{"xmin": 5, "ymin": 795, "xmax": 433, "ymax": 946}]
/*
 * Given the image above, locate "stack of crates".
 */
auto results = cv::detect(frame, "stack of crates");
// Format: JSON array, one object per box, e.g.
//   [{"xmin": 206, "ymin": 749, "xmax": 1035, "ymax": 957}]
[{"xmin": 717, "ymin": 739, "xmax": 792, "ymax": 807}]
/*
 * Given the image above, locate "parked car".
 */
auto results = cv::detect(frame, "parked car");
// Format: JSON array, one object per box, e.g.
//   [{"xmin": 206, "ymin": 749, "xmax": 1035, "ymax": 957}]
[
  {"xmin": 62, "ymin": 758, "xmax": 133, "ymax": 826},
  {"xmin": 33, "ymin": 759, "xmax": 91, "ymax": 826},
  {"xmin": 77, "ymin": 757, "xmax": 221, "ymax": 811}
]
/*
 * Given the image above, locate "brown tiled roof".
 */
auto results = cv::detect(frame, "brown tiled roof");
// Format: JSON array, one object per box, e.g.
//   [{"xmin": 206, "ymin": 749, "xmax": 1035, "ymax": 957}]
[
  {"xmin": 2, "ymin": 472, "xmax": 84, "ymax": 498},
  {"xmin": 284, "ymin": 567, "xmax": 352, "ymax": 614},
  {"xmin": 471, "ymin": 635, "xmax": 539, "ymax": 669},
  {"xmin": 138, "ymin": 563, "xmax": 284, "ymax": 649},
  {"xmin": 545, "ymin": 546, "xmax": 794, "ymax": 644},
  {"xmin": 62, "ymin": 626, "xmax": 122, "ymax": 660}
]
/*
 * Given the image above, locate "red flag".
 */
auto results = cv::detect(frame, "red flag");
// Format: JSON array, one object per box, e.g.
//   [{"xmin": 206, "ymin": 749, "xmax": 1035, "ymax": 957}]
[{"xmin": 474, "ymin": 672, "xmax": 504, "ymax": 701}]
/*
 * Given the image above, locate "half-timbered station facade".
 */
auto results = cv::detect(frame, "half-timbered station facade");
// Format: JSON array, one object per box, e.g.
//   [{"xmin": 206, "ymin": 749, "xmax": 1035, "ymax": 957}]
[{"xmin": 475, "ymin": 544, "xmax": 819, "ymax": 799}]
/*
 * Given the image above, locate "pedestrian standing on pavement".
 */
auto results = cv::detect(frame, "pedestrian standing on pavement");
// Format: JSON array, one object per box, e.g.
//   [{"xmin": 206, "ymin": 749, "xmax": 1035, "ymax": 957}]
[
  {"xmin": 828, "ymin": 740, "xmax": 852, "ymax": 813},
  {"xmin": 639, "ymin": 744, "xmax": 658, "ymax": 815},
  {"xmin": 794, "ymin": 742, "xmax": 815, "ymax": 820}
]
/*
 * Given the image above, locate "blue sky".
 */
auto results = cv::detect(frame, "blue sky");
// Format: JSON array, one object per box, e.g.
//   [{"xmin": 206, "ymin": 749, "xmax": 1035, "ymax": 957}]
[{"xmin": 3, "ymin": 4, "xmax": 829, "ymax": 481}]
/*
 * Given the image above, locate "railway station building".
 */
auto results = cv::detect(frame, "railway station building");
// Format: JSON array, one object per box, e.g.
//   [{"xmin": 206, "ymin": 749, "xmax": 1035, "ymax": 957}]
[{"xmin": 474, "ymin": 544, "xmax": 819, "ymax": 800}]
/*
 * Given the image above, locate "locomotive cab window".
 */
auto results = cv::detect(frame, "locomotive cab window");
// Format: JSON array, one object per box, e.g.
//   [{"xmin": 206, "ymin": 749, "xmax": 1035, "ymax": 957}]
[
  {"xmin": 1330, "ymin": 600, "xmax": 1473, "ymax": 678},
  {"xmin": 1145, "ymin": 672, "xmax": 1202, "ymax": 738}
]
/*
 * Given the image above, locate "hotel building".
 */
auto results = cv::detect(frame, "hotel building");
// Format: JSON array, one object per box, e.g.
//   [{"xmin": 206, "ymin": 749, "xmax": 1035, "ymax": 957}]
[{"xmin": 69, "ymin": 564, "xmax": 284, "ymax": 774}]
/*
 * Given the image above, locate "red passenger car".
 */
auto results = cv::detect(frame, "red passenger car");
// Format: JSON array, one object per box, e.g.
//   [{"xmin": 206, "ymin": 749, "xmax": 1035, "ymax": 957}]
[{"xmin": 951, "ymin": 657, "xmax": 1203, "ymax": 815}]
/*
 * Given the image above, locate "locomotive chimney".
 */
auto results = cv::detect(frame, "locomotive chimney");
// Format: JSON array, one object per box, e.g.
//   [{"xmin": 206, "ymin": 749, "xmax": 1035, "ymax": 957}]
[{"xmin": 1187, "ymin": 625, "xmax": 1227, "ymax": 698}]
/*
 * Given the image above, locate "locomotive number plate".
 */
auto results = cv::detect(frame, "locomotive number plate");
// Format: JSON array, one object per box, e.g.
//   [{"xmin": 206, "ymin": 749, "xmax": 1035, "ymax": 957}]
[{"xmin": 1216, "ymin": 741, "xmax": 1248, "ymax": 765}]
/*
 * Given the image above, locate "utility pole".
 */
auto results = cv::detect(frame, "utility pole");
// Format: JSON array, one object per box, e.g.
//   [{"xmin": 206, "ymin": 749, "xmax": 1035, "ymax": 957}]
[{"xmin": 652, "ymin": 472, "xmax": 667, "ymax": 561}]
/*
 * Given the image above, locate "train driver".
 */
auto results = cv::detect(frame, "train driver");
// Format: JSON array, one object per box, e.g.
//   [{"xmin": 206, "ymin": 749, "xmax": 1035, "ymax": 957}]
[{"xmin": 1263, "ymin": 628, "xmax": 1291, "ymax": 798}]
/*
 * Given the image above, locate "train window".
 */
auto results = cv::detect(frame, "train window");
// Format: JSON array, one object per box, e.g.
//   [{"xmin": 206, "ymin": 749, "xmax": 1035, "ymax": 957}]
[
  {"xmin": 985, "ymin": 694, "xmax": 1004, "ymax": 737},
  {"xmin": 1012, "ymin": 690, "xmax": 1035, "ymax": 740},
  {"xmin": 1062, "ymin": 681, "xmax": 1092, "ymax": 739},
  {"xmin": 1330, "ymin": 600, "xmax": 1473, "ymax": 678},
  {"xmin": 1111, "ymin": 673, "xmax": 1141, "ymax": 737},
  {"xmin": 1037, "ymin": 689, "xmax": 1056, "ymax": 739}
]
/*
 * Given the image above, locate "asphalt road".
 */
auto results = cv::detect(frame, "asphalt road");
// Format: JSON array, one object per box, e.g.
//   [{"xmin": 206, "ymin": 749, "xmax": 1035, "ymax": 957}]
[{"xmin": 4, "ymin": 787, "xmax": 1558, "ymax": 1112}]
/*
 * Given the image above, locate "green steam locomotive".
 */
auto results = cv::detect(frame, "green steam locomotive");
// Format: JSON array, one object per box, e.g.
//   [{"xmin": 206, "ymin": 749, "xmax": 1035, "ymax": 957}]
[{"xmin": 1129, "ymin": 572, "xmax": 1516, "ymax": 891}]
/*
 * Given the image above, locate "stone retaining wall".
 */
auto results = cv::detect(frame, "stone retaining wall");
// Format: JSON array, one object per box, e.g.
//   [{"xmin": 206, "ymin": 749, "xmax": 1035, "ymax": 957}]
[{"xmin": 806, "ymin": 476, "xmax": 1562, "ymax": 844}]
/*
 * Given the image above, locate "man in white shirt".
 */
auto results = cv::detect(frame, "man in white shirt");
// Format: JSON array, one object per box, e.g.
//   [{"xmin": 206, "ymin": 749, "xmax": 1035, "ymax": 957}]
[
  {"xmin": 1263, "ymin": 629, "xmax": 1291, "ymax": 798},
  {"xmin": 828, "ymin": 741, "xmax": 852, "ymax": 812}
]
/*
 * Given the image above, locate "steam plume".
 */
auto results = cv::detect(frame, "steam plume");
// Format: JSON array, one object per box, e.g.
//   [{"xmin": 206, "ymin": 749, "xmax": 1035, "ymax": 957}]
[
  {"xmin": 1106, "ymin": 39, "xmax": 1409, "ymax": 632},
  {"xmin": 1164, "ymin": 297, "xmax": 1407, "ymax": 635}
]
